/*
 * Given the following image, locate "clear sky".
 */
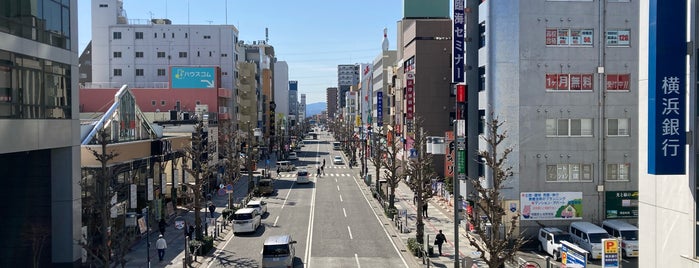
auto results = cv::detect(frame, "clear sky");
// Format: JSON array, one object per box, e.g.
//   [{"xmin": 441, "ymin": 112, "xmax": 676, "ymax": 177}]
[{"xmin": 78, "ymin": 0, "xmax": 406, "ymax": 104}]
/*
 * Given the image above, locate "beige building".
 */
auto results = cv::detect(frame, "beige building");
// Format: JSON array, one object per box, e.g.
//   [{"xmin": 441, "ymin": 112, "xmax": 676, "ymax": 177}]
[{"xmin": 237, "ymin": 62, "xmax": 258, "ymax": 132}]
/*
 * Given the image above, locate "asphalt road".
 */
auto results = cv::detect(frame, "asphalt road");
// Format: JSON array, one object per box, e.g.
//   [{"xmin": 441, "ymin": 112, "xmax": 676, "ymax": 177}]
[{"xmin": 205, "ymin": 130, "xmax": 407, "ymax": 268}]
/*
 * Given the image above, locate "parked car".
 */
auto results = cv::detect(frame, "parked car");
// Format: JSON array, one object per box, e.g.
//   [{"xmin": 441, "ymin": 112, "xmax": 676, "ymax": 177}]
[
  {"xmin": 537, "ymin": 227, "xmax": 571, "ymax": 260},
  {"xmin": 246, "ymin": 200, "xmax": 268, "ymax": 215},
  {"xmin": 601, "ymin": 220, "xmax": 639, "ymax": 258},
  {"xmin": 333, "ymin": 156, "xmax": 343, "ymax": 165}
]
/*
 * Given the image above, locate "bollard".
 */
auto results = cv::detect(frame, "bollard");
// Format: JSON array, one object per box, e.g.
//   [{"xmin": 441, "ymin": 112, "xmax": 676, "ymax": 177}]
[
  {"xmin": 546, "ymin": 257, "xmax": 551, "ymax": 268},
  {"xmin": 182, "ymin": 257, "xmax": 187, "ymax": 268}
]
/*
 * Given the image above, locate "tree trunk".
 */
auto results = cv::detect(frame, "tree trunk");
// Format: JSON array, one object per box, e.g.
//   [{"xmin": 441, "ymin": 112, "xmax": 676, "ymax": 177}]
[{"xmin": 389, "ymin": 185, "xmax": 396, "ymax": 209}]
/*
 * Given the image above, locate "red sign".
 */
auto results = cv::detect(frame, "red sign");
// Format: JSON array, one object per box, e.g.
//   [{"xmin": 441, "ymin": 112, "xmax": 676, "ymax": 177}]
[
  {"xmin": 444, "ymin": 131, "xmax": 454, "ymax": 177},
  {"xmin": 406, "ymin": 73, "xmax": 415, "ymax": 120},
  {"xmin": 557, "ymin": 74, "xmax": 569, "ymax": 90},
  {"xmin": 581, "ymin": 74, "xmax": 593, "ymax": 90},
  {"xmin": 545, "ymin": 74, "xmax": 558, "ymax": 90},
  {"xmin": 606, "ymin": 74, "xmax": 630, "ymax": 90},
  {"xmin": 456, "ymin": 84, "xmax": 466, "ymax": 102},
  {"xmin": 546, "ymin": 29, "xmax": 557, "ymax": 45}
]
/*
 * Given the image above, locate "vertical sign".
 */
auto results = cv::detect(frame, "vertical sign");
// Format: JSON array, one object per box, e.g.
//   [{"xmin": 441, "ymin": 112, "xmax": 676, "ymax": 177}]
[
  {"xmin": 453, "ymin": 0, "xmax": 464, "ymax": 82},
  {"xmin": 377, "ymin": 91, "xmax": 383, "ymax": 127},
  {"xmin": 648, "ymin": 0, "xmax": 686, "ymax": 174},
  {"xmin": 444, "ymin": 131, "xmax": 455, "ymax": 177},
  {"xmin": 602, "ymin": 238, "xmax": 621, "ymax": 268},
  {"xmin": 130, "ymin": 184, "xmax": 137, "ymax": 209},
  {"xmin": 406, "ymin": 72, "xmax": 415, "ymax": 120},
  {"xmin": 147, "ymin": 178, "xmax": 154, "ymax": 201}
]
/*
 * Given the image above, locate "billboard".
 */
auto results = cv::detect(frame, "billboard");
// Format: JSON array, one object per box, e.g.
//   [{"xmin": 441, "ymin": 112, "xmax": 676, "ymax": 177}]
[
  {"xmin": 648, "ymin": 0, "xmax": 686, "ymax": 174},
  {"xmin": 520, "ymin": 192, "xmax": 583, "ymax": 220},
  {"xmin": 561, "ymin": 241, "xmax": 588, "ymax": 268},
  {"xmin": 403, "ymin": 0, "xmax": 449, "ymax": 19},
  {"xmin": 452, "ymin": 0, "xmax": 464, "ymax": 82},
  {"xmin": 171, "ymin": 67, "xmax": 217, "ymax": 89},
  {"xmin": 605, "ymin": 191, "xmax": 638, "ymax": 219}
]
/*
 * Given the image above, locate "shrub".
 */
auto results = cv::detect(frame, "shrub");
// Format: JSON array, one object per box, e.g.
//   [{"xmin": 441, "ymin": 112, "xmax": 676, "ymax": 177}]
[
  {"xmin": 385, "ymin": 207, "xmax": 398, "ymax": 219},
  {"xmin": 189, "ymin": 236, "xmax": 215, "ymax": 256},
  {"xmin": 221, "ymin": 208, "xmax": 233, "ymax": 219}
]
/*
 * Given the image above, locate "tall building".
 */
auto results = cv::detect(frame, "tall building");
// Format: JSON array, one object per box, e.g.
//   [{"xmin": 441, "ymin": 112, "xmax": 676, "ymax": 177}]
[
  {"xmin": 289, "ymin": 81, "xmax": 299, "ymax": 127},
  {"xmin": 299, "ymin": 94, "xmax": 307, "ymax": 124},
  {"xmin": 81, "ymin": 0, "xmax": 239, "ymax": 124},
  {"xmin": 274, "ymin": 61, "xmax": 290, "ymax": 118},
  {"xmin": 479, "ymin": 1, "xmax": 639, "ymax": 235},
  {"xmin": 326, "ymin": 87, "xmax": 338, "ymax": 118},
  {"xmin": 371, "ymin": 40, "xmax": 397, "ymax": 131},
  {"xmin": 0, "ymin": 0, "xmax": 81, "ymax": 266},
  {"xmin": 338, "ymin": 64, "xmax": 360, "ymax": 118}
]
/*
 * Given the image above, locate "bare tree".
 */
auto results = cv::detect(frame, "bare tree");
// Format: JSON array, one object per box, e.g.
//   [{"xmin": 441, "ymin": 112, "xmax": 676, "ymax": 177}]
[
  {"xmin": 405, "ymin": 118, "xmax": 436, "ymax": 245},
  {"xmin": 379, "ymin": 128, "xmax": 404, "ymax": 209},
  {"xmin": 23, "ymin": 222, "xmax": 50, "ymax": 268},
  {"xmin": 219, "ymin": 121, "xmax": 243, "ymax": 205},
  {"xmin": 367, "ymin": 126, "xmax": 385, "ymax": 196},
  {"xmin": 181, "ymin": 119, "xmax": 215, "ymax": 240},
  {"xmin": 466, "ymin": 114, "xmax": 526, "ymax": 268}
]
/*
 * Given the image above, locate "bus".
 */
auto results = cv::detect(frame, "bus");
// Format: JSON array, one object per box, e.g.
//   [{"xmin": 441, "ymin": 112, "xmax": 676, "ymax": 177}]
[{"xmin": 332, "ymin": 142, "xmax": 341, "ymax": 150}]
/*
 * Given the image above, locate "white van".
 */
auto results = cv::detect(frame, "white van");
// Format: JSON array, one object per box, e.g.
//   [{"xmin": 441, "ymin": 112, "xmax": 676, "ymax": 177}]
[
  {"xmin": 296, "ymin": 169, "xmax": 310, "ymax": 184},
  {"xmin": 569, "ymin": 221, "xmax": 612, "ymax": 260},
  {"xmin": 537, "ymin": 227, "xmax": 571, "ymax": 260},
  {"xmin": 232, "ymin": 208, "xmax": 261, "ymax": 234},
  {"xmin": 276, "ymin": 161, "xmax": 295, "ymax": 172},
  {"xmin": 332, "ymin": 142, "xmax": 341, "ymax": 150},
  {"xmin": 261, "ymin": 234, "xmax": 297, "ymax": 267},
  {"xmin": 601, "ymin": 220, "xmax": 639, "ymax": 258}
]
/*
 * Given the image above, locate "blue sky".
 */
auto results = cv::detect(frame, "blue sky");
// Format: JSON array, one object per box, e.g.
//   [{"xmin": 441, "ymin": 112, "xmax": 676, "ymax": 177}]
[{"xmin": 78, "ymin": 0, "xmax": 405, "ymax": 104}]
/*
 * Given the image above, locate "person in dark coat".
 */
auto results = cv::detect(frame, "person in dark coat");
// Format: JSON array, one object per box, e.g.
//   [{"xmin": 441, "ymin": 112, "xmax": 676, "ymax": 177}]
[
  {"xmin": 158, "ymin": 218, "xmax": 167, "ymax": 236},
  {"xmin": 208, "ymin": 203, "xmax": 216, "ymax": 218},
  {"xmin": 422, "ymin": 202, "xmax": 428, "ymax": 218},
  {"xmin": 435, "ymin": 230, "xmax": 447, "ymax": 256},
  {"xmin": 187, "ymin": 225, "xmax": 195, "ymax": 240}
]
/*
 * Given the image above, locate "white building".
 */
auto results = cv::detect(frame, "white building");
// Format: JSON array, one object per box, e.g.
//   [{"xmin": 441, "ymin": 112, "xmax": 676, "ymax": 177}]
[{"xmin": 274, "ymin": 61, "xmax": 290, "ymax": 118}]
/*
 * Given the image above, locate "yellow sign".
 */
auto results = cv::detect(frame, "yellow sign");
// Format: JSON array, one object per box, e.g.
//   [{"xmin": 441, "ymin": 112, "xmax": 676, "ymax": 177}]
[
  {"xmin": 604, "ymin": 239, "xmax": 618, "ymax": 254},
  {"xmin": 355, "ymin": 115, "xmax": 361, "ymax": 127}
]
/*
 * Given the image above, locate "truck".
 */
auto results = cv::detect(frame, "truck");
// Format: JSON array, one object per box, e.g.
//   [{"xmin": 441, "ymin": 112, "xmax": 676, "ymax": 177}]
[{"xmin": 538, "ymin": 227, "xmax": 571, "ymax": 260}]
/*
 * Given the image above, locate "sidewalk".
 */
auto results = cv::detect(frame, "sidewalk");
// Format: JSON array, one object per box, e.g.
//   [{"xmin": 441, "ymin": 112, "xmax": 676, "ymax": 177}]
[{"xmin": 362, "ymin": 159, "xmax": 486, "ymax": 268}]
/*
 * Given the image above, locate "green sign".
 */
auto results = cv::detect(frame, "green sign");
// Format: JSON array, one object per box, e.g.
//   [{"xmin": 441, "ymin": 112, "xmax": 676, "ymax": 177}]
[
  {"xmin": 605, "ymin": 191, "xmax": 638, "ymax": 219},
  {"xmin": 457, "ymin": 150, "xmax": 466, "ymax": 174}
]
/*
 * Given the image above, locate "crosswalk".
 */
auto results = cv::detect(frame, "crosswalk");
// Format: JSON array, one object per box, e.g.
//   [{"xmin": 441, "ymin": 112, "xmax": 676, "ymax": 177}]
[{"xmin": 277, "ymin": 173, "xmax": 352, "ymax": 178}]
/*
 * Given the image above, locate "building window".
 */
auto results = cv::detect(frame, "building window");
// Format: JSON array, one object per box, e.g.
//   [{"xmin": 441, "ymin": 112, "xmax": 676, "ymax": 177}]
[
  {"xmin": 607, "ymin": 118, "xmax": 629, "ymax": 136},
  {"xmin": 209, "ymin": 51, "xmax": 212, "ymax": 57},
  {"xmin": 172, "ymin": 33, "xmax": 175, "ymax": 38},
  {"xmin": 154, "ymin": 33, "xmax": 157, "ymax": 38},
  {"xmin": 606, "ymin": 163, "xmax": 630, "ymax": 181},
  {"xmin": 546, "ymin": 164, "xmax": 593, "ymax": 182},
  {"xmin": 196, "ymin": 100, "xmax": 201, "ymax": 105},
  {"xmin": 546, "ymin": 73, "xmax": 594, "ymax": 91},
  {"xmin": 162, "ymin": 33, "xmax": 165, "ymax": 38},
  {"xmin": 185, "ymin": 33, "xmax": 188, "ymax": 38},
  {"xmin": 197, "ymin": 51, "xmax": 200, "ymax": 57},
  {"xmin": 113, "ymin": 69, "xmax": 122, "ymax": 76},
  {"xmin": 606, "ymin": 29, "xmax": 630, "ymax": 46},
  {"xmin": 479, "ymin": 66, "xmax": 485, "ymax": 92},
  {"xmin": 151, "ymin": 100, "xmax": 156, "ymax": 106},
  {"xmin": 204, "ymin": 35, "xmax": 211, "ymax": 39},
  {"xmin": 99, "ymin": 4, "xmax": 108, "ymax": 7},
  {"xmin": 157, "ymin": 69, "xmax": 166, "ymax": 76},
  {"xmin": 135, "ymin": 52, "xmax": 144, "ymax": 58},
  {"xmin": 135, "ymin": 32, "xmax": 144, "ymax": 39},
  {"xmin": 113, "ymin": 51, "xmax": 122, "ymax": 58},
  {"xmin": 113, "ymin": 32, "xmax": 122, "ymax": 39},
  {"xmin": 546, "ymin": 28, "xmax": 594, "ymax": 46},
  {"xmin": 546, "ymin": 119, "xmax": 593, "ymax": 137},
  {"xmin": 606, "ymin": 74, "xmax": 631, "ymax": 91},
  {"xmin": 136, "ymin": 69, "xmax": 144, "ymax": 76},
  {"xmin": 179, "ymin": 52, "xmax": 187, "ymax": 58},
  {"xmin": 221, "ymin": 53, "xmax": 228, "ymax": 57},
  {"xmin": 157, "ymin": 52, "xmax": 166, "ymax": 58},
  {"xmin": 478, "ymin": 109, "xmax": 485, "ymax": 134},
  {"xmin": 479, "ymin": 22, "xmax": 486, "ymax": 48},
  {"xmin": 161, "ymin": 100, "xmax": 166, "ymax": 106}
]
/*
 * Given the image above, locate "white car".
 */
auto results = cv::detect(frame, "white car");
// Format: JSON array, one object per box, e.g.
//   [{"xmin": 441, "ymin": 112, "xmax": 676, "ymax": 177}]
[
  {"xmin": 296, "ymin": 169, "xmax": 310, "ymax": 184},
  {"xmin": 232, "ymin": 208, "xmax": 261, "ymax": 234},
  {"xmin": 538, "ymin": 227, "xmax": 571, "ymax": 260},
  {"xmin": 333, "ymin": 156, "xmax": 343, "ymax": 165},
  {"xmin": 287, "ymin": 152, "xmax": 298, "ymax": 160},
  {"xmin": 246, "ymin": 200, "xmax": 268, "ymax": 215}
]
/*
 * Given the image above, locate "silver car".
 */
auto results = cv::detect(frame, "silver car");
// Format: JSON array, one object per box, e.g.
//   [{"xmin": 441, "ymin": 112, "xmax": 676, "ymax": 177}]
[{"xmin": 262, "ymin": 234, "xmax": 297, "ymax": 268}]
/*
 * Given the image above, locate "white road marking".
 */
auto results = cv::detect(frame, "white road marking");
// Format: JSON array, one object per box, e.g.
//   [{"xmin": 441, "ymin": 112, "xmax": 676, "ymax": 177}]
[
  {"xmin": 280, "ymin": 180, "xmax": 294, "ymax": 210},
  {"xmin": 339, "ymin": 194, "xmax": 343, "ymax": 202},
  {"xmin": 273, "ymin": 215, "xmax": 279, "ymax": 227},
  {"xmin": 355, "ymin": 253, "xmax": 361, "ymax": 267},
  {"xmin": 343, "ymin": 208, "xmax": 347, "ymax": 217},
  {"xmin": 335, "ymin": 178, "xmax": 338, "ymax": 182},
  {"xmin": 303, "ymin": 141, "xmax": 320, "ymax": 268},
  {"xmin": 348, "ymin": 226, "xmax": 353, "ymax": 239},
  {"xmin": 351, "ymin": 170, "xmax": 409, "ymax": 267},
  {"xmin": 337, "ymin": 185, "xmax": 340, "ymax": 191}
]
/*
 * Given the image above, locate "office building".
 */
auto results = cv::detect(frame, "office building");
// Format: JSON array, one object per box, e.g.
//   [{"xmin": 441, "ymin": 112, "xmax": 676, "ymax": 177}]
[{"xmin": 326, "ymin": 87, "xmax": 338, "ymax": 118}]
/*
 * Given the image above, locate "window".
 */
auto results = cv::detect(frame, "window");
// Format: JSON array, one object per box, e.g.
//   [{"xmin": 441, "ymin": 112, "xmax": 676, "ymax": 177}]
[
  {"xmin": 547, "ymin": 164, "xmax": 593, "ymax": 182},
  {"xmin": 157, "ymin": 52, "xmax": 166, "ymax": 58},
  {"xmin": 157, "ymin": 69, "xmax": 166, "ymax": 76},
  {"xmin": 185, "ymin": 33, "xmax": 188, "ymax": 38},
  {"xmin": 151, "ymin": 100, "xmax": 156, "ymax": 106},
  {"xmin": 179, "ymin": 52, "xmax": 188, "ymax": 58},
  {"xmin": 162, "ymin": 33, "xmax": 165, "ymax": 38},
  {"xmin": 197, "ymin": 51, "xmax": 200, "ymax": 57},
  {"xmin": 479, "ymin": 66, "xmax": 485, "ymax": 92},
  {"xmin": 606, "ymin": 30, "xmax": 630, "ymax": 46},
  {"xmin": 221, "ymin": 53, "xmax": 228, "ymax": 57},
  {"xmin": 546, "ymin": 28, "xmax": 593, "ymax": 46},
  {"xmin": 479, "ymin": 22, "xmax": 486, "ymax": 48},
  {"xmin": 99, "ymin": 4, "xmax": 108, "ymax": 7},
  {"xmin": 113, "ymin": 51, "xmax": 122, "ymax": 58},
  {"xmin": 161, "ymin": 100, "xmax": 166, "ymax": 106},
  {"xmin": 154, "ymin": 33, "xmax": 157, "ymax": 38},
  {"xmin": 135, "ymin": 52, "xmax": 144, "ymax": 58},
  {"xmin": 113, "ymin": 69, "xmax": 122, "ymax": 76},
  {"xmin": 113, "ymin": 32, "xmax": 122, "ymax": 39},
  {"xmin": 209, "ymin": 51, "xmax": 212, "ymax": 57},
  {"xmin": 606, "ymin": 74, "xmax": 631, "ymax": 91},
  {"xmin": 607, "ymin": 163, "xmax": 630, "ymax": 181},
  {"xmin": 136, "ymin": 69, "xmax": 144, "ymax": 76},
  {"xmin": 204, "ymin": 35, "xmax": 211, "ymax": 39},
  {"xmin": 546, "ymin": 119, "xmax": 593, "ymax": 137},
  {"xmin": 172, "ymin": 33, "xmax": 175, "ymax": 38},
  {"xmin": 135, "ymin": 32, "xmax": 144, "ymax": 39},
  {"xmin": 607, "ymin": 118, "xmax": 629, "ymax": 136}
]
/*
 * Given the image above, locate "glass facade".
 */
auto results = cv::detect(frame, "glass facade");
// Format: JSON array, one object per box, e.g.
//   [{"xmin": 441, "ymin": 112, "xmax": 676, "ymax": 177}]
[
  {"xmin": 0, "ymin": 49, "xmax": 72, "ymax": 119},
  {"xmin": 0, "ymin": 0, "xmax": 72, "ymax": 49}
]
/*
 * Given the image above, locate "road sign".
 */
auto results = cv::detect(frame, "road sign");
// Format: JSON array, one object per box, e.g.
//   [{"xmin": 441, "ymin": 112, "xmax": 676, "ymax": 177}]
[
  {"xmin": 458, "ymin": 174, "xmax": 466, "ymax": 180},
  {"xmin": 457, "ymin": 138, "xmax": 466, "ymax": 150},
  {"xmin": 457, "ymin": 150, "xmax": 466, "ymax": 174}
]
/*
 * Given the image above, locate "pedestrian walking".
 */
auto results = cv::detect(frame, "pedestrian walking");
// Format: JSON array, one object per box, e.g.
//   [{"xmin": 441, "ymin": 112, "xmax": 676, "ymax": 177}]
[
  {"xmin": 187, "ymin": 225, "xmax": 195, "ymax": 240},
  {"xmin": 156, "ymin": 234, "xmax": 167, "ymax": 261},
  {"xmin": 435, "ymin": 230, "xmax": 447, "ymax": 256},
  {"xmin": 413, "ymin": 193, "xmax": 417, "ymax": 205},
  {"xmin": 422, "ymin": 202, "xmax": 428, "ymax": 218},
  {"xmin": 323, "ymin": 159, "xmax": 326, "ymax": 166},
  {"xmin": 208, "ymin": 203, "xmax": 216, "ymax": 218},
  {"xmin": 320, "ymin": 164, "xmax": 325, "ymax": 175},
  {"xmin": 158, "ymin": 218, "xmax": 167, "ymax": 236},
  {"xmin": 316, "ymin": 166, "xmax": 321, "ymax": 178}
]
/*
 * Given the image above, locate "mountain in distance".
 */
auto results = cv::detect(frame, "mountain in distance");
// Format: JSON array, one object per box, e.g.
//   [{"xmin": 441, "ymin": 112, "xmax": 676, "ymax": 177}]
[{"xmin": 306, "ymin": 102, "xmax": 326, "ymax": 117}]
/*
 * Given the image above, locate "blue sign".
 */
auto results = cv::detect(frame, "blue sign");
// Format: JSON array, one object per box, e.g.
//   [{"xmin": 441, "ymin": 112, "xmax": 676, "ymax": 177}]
[
  {"xmin": 171, "ymin": 67, "xmax": 216, "ymax": 89},
  {"xmin": 561, "ymin": 241, "xmax": 587, "ymax": 268},
  {"xmin": 648, "ymin": 0, "xmax": 686, "ymax": 175},
  {"xmin": 452, "ymin": 0, "xmax": 464, "ymax": 82},
  {"xmin": 377, "ymin": 91, "xmax": 383, "ymax": 126}
]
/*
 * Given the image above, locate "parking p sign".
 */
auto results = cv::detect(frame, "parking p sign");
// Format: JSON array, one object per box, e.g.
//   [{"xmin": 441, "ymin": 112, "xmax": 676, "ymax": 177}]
[{"xmin": 602, "ymin": 238, "xmax": 620, "ymax": 268}]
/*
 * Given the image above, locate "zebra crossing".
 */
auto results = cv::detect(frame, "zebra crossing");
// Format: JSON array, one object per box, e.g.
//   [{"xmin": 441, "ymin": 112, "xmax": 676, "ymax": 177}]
[{"xmin": 277, "ymin": 173, "xmax": 352, "ymax": 178}]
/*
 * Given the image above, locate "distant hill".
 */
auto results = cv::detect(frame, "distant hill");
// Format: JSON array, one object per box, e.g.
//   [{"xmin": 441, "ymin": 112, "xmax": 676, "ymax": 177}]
[{"xmin": 306, "ymin": 102, "xmax": 326, "ymax": 117}]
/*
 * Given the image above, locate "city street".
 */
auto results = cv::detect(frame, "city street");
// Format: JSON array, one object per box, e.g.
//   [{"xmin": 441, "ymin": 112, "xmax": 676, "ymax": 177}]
[{"xmin": 203, "ymin": 131, "xmax": 408, "ymax": 267}]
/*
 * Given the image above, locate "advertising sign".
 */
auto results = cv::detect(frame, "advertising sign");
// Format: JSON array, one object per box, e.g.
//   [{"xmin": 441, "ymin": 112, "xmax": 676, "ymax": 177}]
[
  {"xmin": 561, "ymin": 240, "xmax": 588, "ymax": 268},
  {"xmin": 171, "ymin": 67, "xmax": 216, "ymax": 89},
  {"xmin": 444, "ymin": 131, "xmax": 454, "ymax": 177},
  {"xmin": 452, "ymin": 0, "xmax": 464, "ymax": 82},
  {"xmin": 130, "ymin": 184, "xmax": 137, "ymax": 209},
  {"xmin": 520, "ymin": 192, "xmax": 583, "ymax": 220},
  {"xmin": 602, "ymin": 239, "xmax": 620, "ymax": 268},
  {"xmin": 377, "ymin": 91, "xmax": 383, "ymax": 126},
  {"xmin": 406, "ymin": 72, "xmax": 415, "ymax": 120},
  {"xmin": 605, "ymin": 191, "xmax": 639, "ymax": 219},
  {"xmin": 147, "ymin": 178, "xmax": 153, "ymax": 201},
  {"xmin": 648, "ymin": 0, "xmax": 686, "ymax": 175}
]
